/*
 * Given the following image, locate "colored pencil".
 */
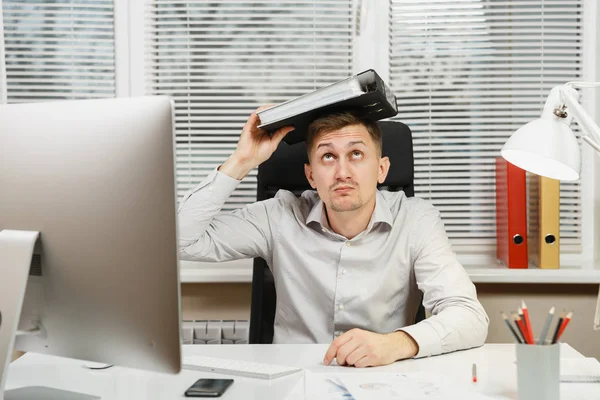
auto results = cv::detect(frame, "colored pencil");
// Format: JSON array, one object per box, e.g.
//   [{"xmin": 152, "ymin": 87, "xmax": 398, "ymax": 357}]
[
  {"xmin": 538, "ymin": 306, "xmax": 555, "ymax": 345},
  {"xmin": 501, "ymin": 311, "xmax": 524, "ymax": 343}
]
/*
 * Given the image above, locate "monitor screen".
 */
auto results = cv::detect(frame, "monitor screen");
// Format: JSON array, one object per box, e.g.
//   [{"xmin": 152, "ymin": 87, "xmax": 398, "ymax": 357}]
[{"xmin": 0, "ymin": 97, "xmax": 182, "ymax": 386}]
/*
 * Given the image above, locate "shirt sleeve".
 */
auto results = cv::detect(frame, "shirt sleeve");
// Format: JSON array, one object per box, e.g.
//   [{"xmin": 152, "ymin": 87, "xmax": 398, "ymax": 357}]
[
  {"xmin": 177, "ymin": 168, "xmax": 276, "ymax": 264},
  {"xmin": 398, "ymin": 202, "xmax": 489, "ymax": 358}
]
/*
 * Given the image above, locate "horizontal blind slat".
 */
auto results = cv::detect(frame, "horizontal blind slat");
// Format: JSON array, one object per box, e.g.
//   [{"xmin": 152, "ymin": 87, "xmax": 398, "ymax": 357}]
[
  {"xmin": 390, "ymin": 0, "xmax": 583, "ymax": 254},
  {"xmin": 3, "ymin": 1, "xmax": 116, "ymax": 104},
  {"xmin": 145, "ymin": 1, "xmax": 353, "ymax": 212}
]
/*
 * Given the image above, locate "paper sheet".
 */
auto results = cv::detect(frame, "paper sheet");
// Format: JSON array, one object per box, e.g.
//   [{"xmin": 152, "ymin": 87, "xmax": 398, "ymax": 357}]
[
  {"xmin": 305, "ymin": 371, "xmax": 491, "ymax": 400},
  {"xmin": 304, "ymin": 372, "xmax": 354, "ymax": 399},
  {"xmin": 561, "ymin": 357, "xmax": 600, "ymax": 382}
]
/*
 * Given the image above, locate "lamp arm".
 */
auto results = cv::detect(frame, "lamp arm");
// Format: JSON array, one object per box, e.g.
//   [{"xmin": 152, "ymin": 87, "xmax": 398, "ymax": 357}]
[
  {"xmin": 561, "ymin": 84, "xmax": 600, "ymax": 154},
  {"xmin": 562, "ymin": 83, "xmax": 600, "ymax": 330}
]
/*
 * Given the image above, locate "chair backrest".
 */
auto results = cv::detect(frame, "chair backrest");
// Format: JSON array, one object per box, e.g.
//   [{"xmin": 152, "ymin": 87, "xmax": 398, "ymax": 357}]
[{"xmin": 249, "ymin": 121, "xmax": 424, "ymax": 344}]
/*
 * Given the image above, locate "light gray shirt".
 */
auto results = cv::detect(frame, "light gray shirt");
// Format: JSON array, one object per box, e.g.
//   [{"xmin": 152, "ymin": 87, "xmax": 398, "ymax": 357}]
[{"xmin": 178, "ymin": 169, "xmax": 489, "ymax": 358}]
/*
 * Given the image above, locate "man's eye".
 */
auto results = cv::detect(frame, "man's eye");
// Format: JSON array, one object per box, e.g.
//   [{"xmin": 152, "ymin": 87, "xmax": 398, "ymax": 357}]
[
  {"xmin": 322, "ymin": 153, "xmax": 334, "ymax": 161},
  {"xmin": 352, "ymin": 151, "xmax": 363, "ymax": 158}
]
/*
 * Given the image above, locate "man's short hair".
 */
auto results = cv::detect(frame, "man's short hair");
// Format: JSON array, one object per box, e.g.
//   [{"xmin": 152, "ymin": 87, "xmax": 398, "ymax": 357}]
[{"xmin": 306, "ymin": 111, "xmax": 382, "ymax": 161}]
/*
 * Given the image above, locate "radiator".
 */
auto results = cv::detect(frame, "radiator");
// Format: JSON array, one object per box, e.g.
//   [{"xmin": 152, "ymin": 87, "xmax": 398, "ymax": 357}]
[{"xmin": 182, "ymin": 320, "xmax": 249, "ymax": 345}]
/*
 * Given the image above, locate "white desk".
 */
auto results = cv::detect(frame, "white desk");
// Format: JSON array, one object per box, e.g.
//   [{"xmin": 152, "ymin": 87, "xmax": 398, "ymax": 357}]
[{"xmin": 6, "ymin": 343, "xmax": 600, "ymax": 399}]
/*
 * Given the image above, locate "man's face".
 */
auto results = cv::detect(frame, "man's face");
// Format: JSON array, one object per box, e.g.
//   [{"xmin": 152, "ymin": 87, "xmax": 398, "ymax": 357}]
[{"xmin": 304, "ymin": 124, "xmax": 389, "ymax": 213}]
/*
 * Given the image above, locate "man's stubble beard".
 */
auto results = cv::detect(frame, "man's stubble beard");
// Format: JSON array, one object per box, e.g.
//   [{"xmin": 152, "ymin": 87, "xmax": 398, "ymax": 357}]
[{"xmin": 330, "ymin": 192, "xmax": 363, "ymax": 212}]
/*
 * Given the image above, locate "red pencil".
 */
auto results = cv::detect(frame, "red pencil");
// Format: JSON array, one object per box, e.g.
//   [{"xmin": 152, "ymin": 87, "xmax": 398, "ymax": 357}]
[
  {"xmin": 555, "ymin": 312, "xmax": 573, "ymax": 343},
  {"xmin": 517, "ymin": 308, "xmax": 532, "ymax": 344},
  {"xmin": 521, "ymin": 301, "xmax": 534, "ymax": 345}
]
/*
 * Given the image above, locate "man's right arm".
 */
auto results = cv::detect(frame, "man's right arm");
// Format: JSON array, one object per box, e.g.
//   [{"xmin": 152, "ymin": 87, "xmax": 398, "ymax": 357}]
[
  {"xmin": 177, "ymin": 164, "xmax": 270, "ymax": 262},
  {"xmin": 177, "ymin": 107, "xmax": 294, "ymax": 263}
]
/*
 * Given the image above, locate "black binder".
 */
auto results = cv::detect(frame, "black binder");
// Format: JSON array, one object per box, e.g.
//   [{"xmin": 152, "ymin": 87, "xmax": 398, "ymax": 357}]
[{"xmin": 257, "ymin": 69, "xmax": 398, "ymax": 144}]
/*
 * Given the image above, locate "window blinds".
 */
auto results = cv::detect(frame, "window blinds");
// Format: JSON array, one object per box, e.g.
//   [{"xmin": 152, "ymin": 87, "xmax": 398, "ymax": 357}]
[
  {"xmin": 144, "ymin": 0, "xmax": 354, "ymax": 209},
  {"xmin": 2, "ymin": 0, "xmax": 115, "ymax": 103},
  {"xmin": 389, "ymin": 0, "xmax": 583, "ymax": 255},
  {"xmin": 0, "ymin": 4, "xmax": 6, "ymax": 103}
]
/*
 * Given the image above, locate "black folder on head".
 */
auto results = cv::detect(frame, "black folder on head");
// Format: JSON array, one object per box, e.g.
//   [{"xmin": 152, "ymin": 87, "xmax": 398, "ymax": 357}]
[{"xmin": 257, "ymin": 69, "xmax": 398, "ymax": 144}]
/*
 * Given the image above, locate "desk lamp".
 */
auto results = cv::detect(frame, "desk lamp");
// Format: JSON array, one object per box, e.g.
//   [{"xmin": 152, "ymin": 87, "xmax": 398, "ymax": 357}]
[{"xmin": 501, "ymin": 82, "xmax": 600, "ymax": 330}]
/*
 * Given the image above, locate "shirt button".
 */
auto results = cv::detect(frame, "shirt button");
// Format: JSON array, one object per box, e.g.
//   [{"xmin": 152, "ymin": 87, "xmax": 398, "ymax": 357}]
[
  {"xmin": 338, "ymin": 304, "xmax": 344, "ymax": 311},
  {"xmin": 322, "ymin": 228, "xmax": 327, "ymax": 233},
  {"xmin": 341, "ymin": 269, "xmax": 347, "ymax": 275},
  {"xmin": 346, "ymin": 242, "xmax": 351, "ymax": 247},
  {"xmin": 208, "ymin": 186, "xmax": 214, "ymax": 191}
]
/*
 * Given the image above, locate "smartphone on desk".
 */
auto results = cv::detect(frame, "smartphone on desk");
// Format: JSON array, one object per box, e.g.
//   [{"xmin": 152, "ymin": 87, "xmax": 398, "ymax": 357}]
[{"xmin": 184, "ymin": 378, "xmax": 234, "ymax": 397}]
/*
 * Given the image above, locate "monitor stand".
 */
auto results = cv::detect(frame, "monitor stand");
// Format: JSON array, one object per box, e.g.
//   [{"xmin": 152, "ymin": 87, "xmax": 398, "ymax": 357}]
[{"xmin": 0, "ymin": 230, "xmax": 99, "ymax": 400}]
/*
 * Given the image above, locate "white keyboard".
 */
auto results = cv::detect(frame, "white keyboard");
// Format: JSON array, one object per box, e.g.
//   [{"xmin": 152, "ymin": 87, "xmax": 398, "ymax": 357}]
[{"xmin": 182, "ymin": 355, "xmax": 302, "ymax": 380}]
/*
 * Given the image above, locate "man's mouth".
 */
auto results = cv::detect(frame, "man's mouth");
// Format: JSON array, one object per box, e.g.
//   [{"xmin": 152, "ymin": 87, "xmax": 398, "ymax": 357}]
[{"xmin": 334, "ymin": 186, "xmax": 355, "ymax": 193}]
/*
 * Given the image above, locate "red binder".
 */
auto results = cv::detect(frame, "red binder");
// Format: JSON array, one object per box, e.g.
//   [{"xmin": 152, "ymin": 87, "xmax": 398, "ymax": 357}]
[{"xmin": 496, "ymin": 157, "xmax": 528, "ymax": 269}]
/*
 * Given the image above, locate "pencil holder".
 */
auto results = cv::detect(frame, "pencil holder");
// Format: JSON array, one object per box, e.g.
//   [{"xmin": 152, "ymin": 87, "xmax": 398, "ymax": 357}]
[{"xmin": 516, "ymin": 343, "xmax": 560, "ymax": 400}]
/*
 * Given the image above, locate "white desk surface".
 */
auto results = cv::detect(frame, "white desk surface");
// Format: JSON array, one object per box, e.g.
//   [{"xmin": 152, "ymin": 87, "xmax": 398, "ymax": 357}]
[{"xmin": 6, "ymin": 343, "xmax": 600, "ymax": 399}]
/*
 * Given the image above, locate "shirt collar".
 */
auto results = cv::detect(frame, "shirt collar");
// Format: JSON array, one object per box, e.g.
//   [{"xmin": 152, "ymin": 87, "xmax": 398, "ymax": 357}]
[{"xmin": 306, "ymin": 190, "xmax": 394, "ymax": 231}]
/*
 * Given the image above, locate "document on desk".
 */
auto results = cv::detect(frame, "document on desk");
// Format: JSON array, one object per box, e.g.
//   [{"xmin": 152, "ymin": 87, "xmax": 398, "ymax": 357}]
[
  {"xmin": 304, "ymin": 373, "xmax": 353, "ymax": 400},
  {"xmin": 561, "ymin": 357, "xmax": 600, "ymax": 382},
  {"xmin": 305, "ymin": 371, "xmax": 492, "ymax": 400}
]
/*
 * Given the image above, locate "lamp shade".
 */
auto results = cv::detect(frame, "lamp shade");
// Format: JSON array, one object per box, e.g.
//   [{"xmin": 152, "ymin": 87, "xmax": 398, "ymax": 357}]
[
  {"xmin": 501, "ymin": 117, "xmax": 581, "ymax": 181},
  {"xmin": 501, "ymin": 85, "xmax": 582, "ymax": 181}
]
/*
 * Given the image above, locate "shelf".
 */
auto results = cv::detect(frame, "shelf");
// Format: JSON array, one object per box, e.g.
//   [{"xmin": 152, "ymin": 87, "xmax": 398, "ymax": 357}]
[
  {"xmin": 464, "ymin": 263, "xmax": 600, "ymax": 284},
  {"xmin": 179, "ymin": 259, "xmax": 600, "ymax": 284},
  {"xmin": 180, "ymin": 259, "xmax": 252, "ymax": 283}
]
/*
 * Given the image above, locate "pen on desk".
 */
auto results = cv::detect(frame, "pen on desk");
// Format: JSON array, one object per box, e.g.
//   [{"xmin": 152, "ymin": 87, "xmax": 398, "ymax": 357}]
[
  {"xmin": 537, "ymin": 306, "xmax": 555, "ymax": 345},
  {"xmin": 554, "ymin": 311, "xmax": 573, "ymax": 344},
  {"xmin": 521, "ymin": 301, "xmax": 534, "ymax": 345},
  {"xmin": 472, "ymin": 363, "xmax": 477, "ymax": 383},
  {"xmin": 501, "ymin": 312, "xmax": 523, "ymax": 343},
  {"xmin": 551, "ymin": 311, "xmax": 566, "ymax": 345}
]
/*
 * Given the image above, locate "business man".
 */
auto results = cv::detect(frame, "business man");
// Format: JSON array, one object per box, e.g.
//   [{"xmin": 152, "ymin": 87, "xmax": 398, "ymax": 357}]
[{"xmin": 178, "ymin": 107, "xmax": 489, "ymax": 368}]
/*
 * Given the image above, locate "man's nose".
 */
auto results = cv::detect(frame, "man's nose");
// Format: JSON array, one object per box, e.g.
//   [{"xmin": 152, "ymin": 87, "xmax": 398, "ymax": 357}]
[{"xmin": 334, "ymin": 158, "xmax": 352, "ymax": 180}]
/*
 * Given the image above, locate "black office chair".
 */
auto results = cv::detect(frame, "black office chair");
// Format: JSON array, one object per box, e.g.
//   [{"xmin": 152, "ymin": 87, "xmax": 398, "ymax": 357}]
[{"xmin": 249, "ymin": 121, "xmax": 425, "ymax": 344}]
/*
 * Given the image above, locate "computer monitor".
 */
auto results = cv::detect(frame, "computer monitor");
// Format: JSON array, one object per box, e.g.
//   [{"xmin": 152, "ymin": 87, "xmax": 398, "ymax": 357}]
[{"xmin": 0, "ymin": 97, "xmax": 182, "ymax": 400}]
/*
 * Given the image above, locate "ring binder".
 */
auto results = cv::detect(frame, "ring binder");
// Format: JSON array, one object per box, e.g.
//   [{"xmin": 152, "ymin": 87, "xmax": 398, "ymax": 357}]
[
  {"xmin": 257, "ymin": 69, "xmax": 398, "ymax": 144},
  {"xmin": 496, "ymin": 157, "xmax": 528, "ymax": 269}
]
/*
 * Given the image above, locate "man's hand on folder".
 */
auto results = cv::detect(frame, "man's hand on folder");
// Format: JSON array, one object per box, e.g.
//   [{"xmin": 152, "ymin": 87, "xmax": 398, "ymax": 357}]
[
  {"xmin": 219, "ymin": 105, "xmax": 294, "ymax": 180},
  {"xmin": 323, "ymin": 328, "xmax": 418, "ymax": 368}
]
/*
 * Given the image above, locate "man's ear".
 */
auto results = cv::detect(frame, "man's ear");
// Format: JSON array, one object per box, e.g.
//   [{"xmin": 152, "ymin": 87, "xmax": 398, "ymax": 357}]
[
  {"xmin": 378, "ymin": 156, "xmax": 390, "ymax": 184},
  {"xmin": 304, "ymin": 163, "xmax": 317, "ymax": 189}
]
